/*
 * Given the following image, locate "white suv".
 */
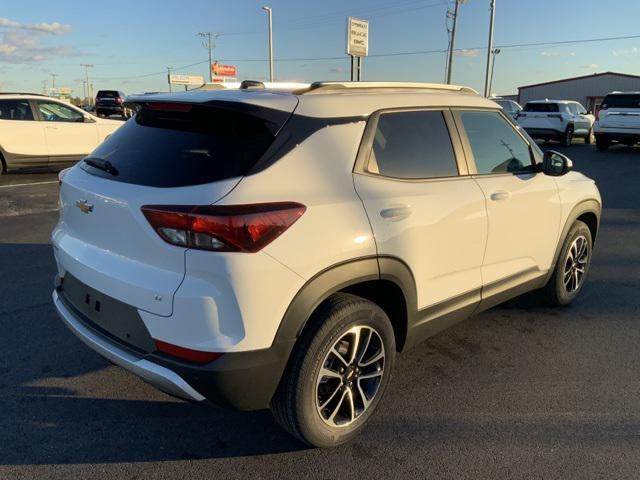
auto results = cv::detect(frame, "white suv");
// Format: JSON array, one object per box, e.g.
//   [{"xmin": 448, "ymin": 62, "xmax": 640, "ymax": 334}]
[
  {"xmin": 52, "ymin": 82, "xmax": 601, "ymax": 447},
  {"xmin": 517, "ymin": 100, "xmax": 595, "ymax": 146},
  {"xmin": 593, "ymin": 92, "xmax": 640, "ymax": 151},
  {"xmin": 0, "ymin": 93, "xmax": 123, "ymax": 174}
]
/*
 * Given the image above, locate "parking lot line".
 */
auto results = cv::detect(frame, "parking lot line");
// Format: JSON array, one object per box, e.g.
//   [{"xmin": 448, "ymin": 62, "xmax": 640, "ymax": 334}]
[{"xmin": 0, "ymin": 180, "xmax": 58, "ymax": 189}]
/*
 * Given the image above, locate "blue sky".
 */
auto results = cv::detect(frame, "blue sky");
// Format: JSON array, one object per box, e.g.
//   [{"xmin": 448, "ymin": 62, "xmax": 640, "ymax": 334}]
[{"xmin": 1, "ymin": 0, "xmax": 640, "ymax": 97}]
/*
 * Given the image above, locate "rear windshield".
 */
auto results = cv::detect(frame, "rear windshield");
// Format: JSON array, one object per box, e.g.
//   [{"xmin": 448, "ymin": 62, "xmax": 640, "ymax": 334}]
[
  {"xmin": 602, "ymin": 94, "xmax": 640, "ymax": 109},
  {"xmin": 97, "ymin": 91, "xmax": 119, "ymax": 98},
  {"xmin": 523, "ymin": 103, "xmax": 559, "ymax": 112},
  {"xmin": 80, "ymin": 102, "xmax": 288, "ymax": 187}
]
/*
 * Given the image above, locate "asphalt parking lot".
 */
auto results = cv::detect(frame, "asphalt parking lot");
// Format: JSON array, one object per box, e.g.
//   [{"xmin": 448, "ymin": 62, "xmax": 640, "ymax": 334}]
[{"xmin": 1, "ymin": 142, "xmax": 639, "ymax": 479}]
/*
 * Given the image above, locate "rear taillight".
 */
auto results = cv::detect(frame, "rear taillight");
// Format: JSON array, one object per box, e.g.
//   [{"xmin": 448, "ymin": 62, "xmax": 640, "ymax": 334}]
[
  {"xmin": 116, "ymin": 97, "xmax": 123, "ymax": 104},
  {"xmin": 596, "ymin": 106, "xmax": 605, "ymax": 121},
  {"xmin": 141, "ymin": 202, "xmax": 306, "ymax": 253},
  {"xmin": 154, "ymin": 339, "xmax": 223, "ymax": 364}
]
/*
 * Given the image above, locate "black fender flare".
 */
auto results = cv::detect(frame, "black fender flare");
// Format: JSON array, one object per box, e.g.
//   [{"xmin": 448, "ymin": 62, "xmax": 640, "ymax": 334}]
[
  {"xmin": 545, "ymin": 199, "xmax": 601, "ymax": 283},
  {"xmin": 273, "ymin": 255, "xmax": 416, "ymax": 345}
]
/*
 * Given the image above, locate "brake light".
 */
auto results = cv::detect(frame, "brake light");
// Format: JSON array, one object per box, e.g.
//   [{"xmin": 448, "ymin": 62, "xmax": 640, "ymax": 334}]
[
  {"xmin": 147, "ymin": 102, "xmax": 193, "ymax": 112},
  {"xmin": 154, "ymin": 339, "xmax": 223, "ymax": 364},
  {"xmin": 141, "ymin": 202, "xmax": 306, "ymax": 253}
]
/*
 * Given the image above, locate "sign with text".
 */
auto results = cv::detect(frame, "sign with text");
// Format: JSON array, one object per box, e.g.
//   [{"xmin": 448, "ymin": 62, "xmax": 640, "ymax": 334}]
[
  {"xmin": 169, "ymin": 74, "xmax": 204, "ymax": 86},
  {"xmin": 347, "ymin": 17, "xmax": 369, "ymax": 57},
  {"xmin": 212, "ymin": 63, "xmax": 237, "ymax": 77}
]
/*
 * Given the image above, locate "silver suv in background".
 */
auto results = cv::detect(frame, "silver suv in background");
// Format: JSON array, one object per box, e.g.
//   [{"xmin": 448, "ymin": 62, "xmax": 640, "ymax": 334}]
[
  {"xmin": 594, "ymin": 92, "xmax": 640, "ymax": 151},
  {"xmin": 492, "ymin": 98, "xmax": 522, "ymax": 120},
  {"xmin": 517, "ymin": 100, "xmax": 594, "ymax": 146}
]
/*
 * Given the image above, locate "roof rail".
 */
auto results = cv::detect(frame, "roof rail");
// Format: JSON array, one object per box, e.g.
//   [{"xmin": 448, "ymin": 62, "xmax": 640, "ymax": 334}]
[
  {"xmin": 300, "ymin": 81, "xmax": 478, "ymax": 95},
  {"xmin": 0, "ymin": 92, "xmax": 48, "ymax": 97}
]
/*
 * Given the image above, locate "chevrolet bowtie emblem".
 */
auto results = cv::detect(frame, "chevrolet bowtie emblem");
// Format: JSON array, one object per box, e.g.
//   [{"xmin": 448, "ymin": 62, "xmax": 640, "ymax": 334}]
[{"xmin": 76, "ymin": 200, "xmax": 94, "ymax": 214}]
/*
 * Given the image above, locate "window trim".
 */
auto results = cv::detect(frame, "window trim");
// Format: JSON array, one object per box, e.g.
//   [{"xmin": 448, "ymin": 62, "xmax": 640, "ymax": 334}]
[
  {"xmin": 353, "ymin": 106, "xmax": 470, "ymax": 182},
  {"xmin": 451, "ymin": 107, "xmax": 538, "ymax": 177}
]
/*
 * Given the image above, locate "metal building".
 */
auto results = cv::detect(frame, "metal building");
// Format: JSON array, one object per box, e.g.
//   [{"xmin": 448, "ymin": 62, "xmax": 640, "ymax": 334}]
[{"xmin": 518, "ymin": 72, "xmax": 640, "ymax": 112}]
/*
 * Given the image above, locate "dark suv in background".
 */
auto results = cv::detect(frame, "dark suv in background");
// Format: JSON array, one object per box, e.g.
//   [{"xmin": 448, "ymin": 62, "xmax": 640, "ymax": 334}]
[{"xmin": 95, "ymin": 90, "xmax": 132, "ymax": 119}]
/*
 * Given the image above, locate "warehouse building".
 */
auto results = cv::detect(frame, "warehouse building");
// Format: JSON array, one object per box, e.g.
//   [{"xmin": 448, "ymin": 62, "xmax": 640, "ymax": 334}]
[{"xmin": 517, "ymin": 71, "xmax": 640, "ymax": 112}]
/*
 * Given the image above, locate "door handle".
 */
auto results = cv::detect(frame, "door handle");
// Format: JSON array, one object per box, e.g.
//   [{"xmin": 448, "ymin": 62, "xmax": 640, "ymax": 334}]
[
  {"xmin": 380, "ymin": 205, "xmax": 412, "ymax": 221},
  {"xmin": 490, "ymin": 191, "xmax": 511, "ymax": 202}
]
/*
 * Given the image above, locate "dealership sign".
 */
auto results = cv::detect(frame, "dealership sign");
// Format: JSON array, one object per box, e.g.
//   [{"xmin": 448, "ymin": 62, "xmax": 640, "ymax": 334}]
[
  {"xmin": 169, "ymin": 74, "xmax": 204, "ymax": 86},
  {"xmin": 212, "ymin": 63, "xmax": 237, "ymax": 77},
  {"xmin": 347, "ymin": 17, "xmax": 369, "ymax": 57}
]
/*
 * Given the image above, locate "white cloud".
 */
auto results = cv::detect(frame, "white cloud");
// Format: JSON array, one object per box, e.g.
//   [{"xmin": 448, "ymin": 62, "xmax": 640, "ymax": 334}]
[
  {"xmin": 581, "ymin": 63, "xmax": 599, "ymax": 69},
  {"xmin": 540, "ymin": 51, "xmax": 576, "ymax": 57},
  {"xmin": 454, "ymin": 48, "xmax": 480, "ymax": 57},
  {"xmin": 0, "ymin": 16, "xmax": 74, "ymax": 63},
  {"xmin": 612, "ymin": 47, "xmax": 639, "ymax": 56},
  {"xmin": 329, "ymin": 67, "xmax": 345, "ymax": 73}
]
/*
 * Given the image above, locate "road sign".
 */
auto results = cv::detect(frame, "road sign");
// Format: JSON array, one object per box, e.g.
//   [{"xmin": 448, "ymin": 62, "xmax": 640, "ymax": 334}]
[
  {"xmin": 168, "ymin": 74, "xmax": 205, "ymax": 86},
  {"xmin": 347, "ymin": 17, "xmax": 369, "ymax": 57},
  {"xmin": 212, "ymin": 63, "xmax": 237, "ymax": 77}
]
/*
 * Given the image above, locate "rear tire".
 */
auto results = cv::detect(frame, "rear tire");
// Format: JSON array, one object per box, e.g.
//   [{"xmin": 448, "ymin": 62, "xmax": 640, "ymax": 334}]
[
  {"xmin": 595, "ymin": 136, "xmax": 610, "ymax": 151},
  {"xmin": 540, "ymin": 220, "xmax": 593, "ymax": 307},
  {"xmin": 271, "ymin": 293, "xmax": 395, "ymax": 447},
  {"xmin": 562, "ymin": 125, "xmax": 574, "ymax": 147}
]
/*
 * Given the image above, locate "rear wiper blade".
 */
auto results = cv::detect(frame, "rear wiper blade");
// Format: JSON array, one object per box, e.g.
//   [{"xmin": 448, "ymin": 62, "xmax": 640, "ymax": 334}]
[{"xmin": 83, "ymin": 157, "xmax": 118, "ymax": 176}]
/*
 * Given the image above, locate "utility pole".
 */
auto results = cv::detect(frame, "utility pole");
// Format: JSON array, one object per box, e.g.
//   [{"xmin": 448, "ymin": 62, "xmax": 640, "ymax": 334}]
[
  {"xmin": 262, "ymin": 6, "xmax": 274, "ymax": 82},
  {"xmin": 50, "ymin": 73, "xmax": 57, "ymax": 92},
  {"xmin": 42, "ymin": 80, "xmax": 48, "ymax": 95},
  {"xmin": 167, "ymin": 67, "xmax": 172, "ymax": 92},
  {"xmin": 197, "ymin": 32, "xmax": 219, "ymax": 82},
  {"xmin": 483, "ymin": 0, "xmax": 496, "ymax": 97},
  {"xmin": 445, "ymin": 0, "xmax": 463, "ymax": 84},
  {"xmin": 80, "ymin": 64, "xmax": 94, "ymax": 105},
  {"xmin": 488, "ymin": 48, "xmax": 501, "ymax": 97}
]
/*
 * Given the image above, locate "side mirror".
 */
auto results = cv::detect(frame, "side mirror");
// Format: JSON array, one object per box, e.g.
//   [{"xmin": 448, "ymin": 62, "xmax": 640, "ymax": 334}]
[
  {"xmin": 543, "ymin": 150, "xmax": 573, "ymax": 176},
  {"xmin": 586, "ymin": 110, "xmax": 593, "ymax": 115}
]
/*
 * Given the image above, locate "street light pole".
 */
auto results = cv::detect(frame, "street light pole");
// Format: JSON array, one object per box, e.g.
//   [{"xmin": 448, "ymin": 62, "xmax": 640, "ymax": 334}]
[
  {"xmin": 51, "ymin": 73, "xmax": 57, "ymax": 92},
  {"xmin": 80, "ymin": 64, "xmax": 94, "ymax": 105},
  {"xmin": 445, "ymin": 0, "xmax": 461, "ymax": 84},
  {"xmin": 198, "ymin": 32, "xmax": 219, "ymax": 82},
  {"xmin": 483, "ymin": 0, "xmax": 496, "ymax": 97},
  {"xmin": 167, "ymin": 67, "xmax": 172, "ymax": 92},
  {"xmin": 489, "ymin": 48, "xmax": 501, "ymax": 97},
  {"xmin": 262, "ymin": 6, "xmax": 274, "ymax": 82}
]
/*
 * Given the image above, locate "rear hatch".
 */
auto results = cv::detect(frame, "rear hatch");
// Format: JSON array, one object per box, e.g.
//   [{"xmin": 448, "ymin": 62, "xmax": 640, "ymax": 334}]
[
  {"xmin": 96, "ymin": 90, "xmax": 120, "ymax": 106},
  {"xmin": 598, "ymin": 94, "xmax": 640, "ymax": 130},
  {"xmin": 517, "ymin": 102, "xmax": 565, "ymax": 130},
  {"xmin": 53, "ymin": 91, "xmax": 298, "ymax": 316}
]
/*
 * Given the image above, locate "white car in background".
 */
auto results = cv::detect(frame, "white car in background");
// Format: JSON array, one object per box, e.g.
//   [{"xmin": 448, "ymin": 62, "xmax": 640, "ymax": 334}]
[
  {"xmin": 491, "ymin": 97, "xmax": 522, "ymax": 120},
  {"xmin": 517, "ymin": 100, "xmax": 594, "ymax": 146},
  {"xmin": 0, "ymin": 93, "xmax": 123, "ymax": 174},
  {"xmin": 594, "ymin": 92, "xmax": 640, "ymax": 151}
]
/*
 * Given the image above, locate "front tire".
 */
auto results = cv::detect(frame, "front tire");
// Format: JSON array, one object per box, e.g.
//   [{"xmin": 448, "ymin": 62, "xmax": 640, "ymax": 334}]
[
  {"xmin": 562, "ymin": 125, "xmax": 574, "ymax": 147},
  {"xmin": 271, "ymin": 293, "xmax": 395, "ymax": 447},
  {"xmin": 540, "ymin": 220, "xmax": 593, "ymax": 306}
]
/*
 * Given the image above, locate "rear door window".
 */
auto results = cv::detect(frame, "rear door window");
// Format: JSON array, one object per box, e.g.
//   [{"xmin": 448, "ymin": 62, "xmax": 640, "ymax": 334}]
[
  {"xmin": 459, "ymin": 111, "xmax": 534, "ymax": 175},
  {"xmin": 524, "ymin": 103, "xmax": 559, "ymax": 113},
  {"xmin": 367, "ymin": 110, "xmax": 458, "ymax": 179},
  {"xmin": 602, "ymin": 94, "xmax": 640, "ymax": 109},
  {"xmin": 81, "ymin": 102, "xmax": 289, "ymax": 187},
  {"xmin": 0, "ymin": 99, "xmax": 34, "ymax": 121}
]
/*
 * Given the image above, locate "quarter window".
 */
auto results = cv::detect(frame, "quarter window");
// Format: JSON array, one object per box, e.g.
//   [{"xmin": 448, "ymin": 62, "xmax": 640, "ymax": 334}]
[
  {"xmin": 459, "ymin": 111, "xmax": 534, "ymax": 175},
  {"xmin": 0, "ymin": 99, "xmax": 34, "ymax": 121},
  {"xmin": 36, "ymin": 101, "xmax": 84, "ymax": 123},
  {"xmin": 368, "ymin": 110, "xmax": 458, "ymax": 179}
]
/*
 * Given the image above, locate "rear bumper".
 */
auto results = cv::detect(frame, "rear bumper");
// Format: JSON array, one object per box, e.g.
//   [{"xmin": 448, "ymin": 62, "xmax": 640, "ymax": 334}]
[
  {"xmin": 96, "ymin": 105, "xmax": 124, "ymax": 112},
  {"xmin": 53, "ymin": 289, "xmax": 205, "ymax": 402},
  {"xmin": 523, "ymin": 127, "xmax": 564, "ymax": 138},
  {"xmin": 53, "ymin": 287, "xmax": 295, "ymax": 410},
  {"xmin": 594, "ymin": 131, "xmax": 640, "ymax": 143}
]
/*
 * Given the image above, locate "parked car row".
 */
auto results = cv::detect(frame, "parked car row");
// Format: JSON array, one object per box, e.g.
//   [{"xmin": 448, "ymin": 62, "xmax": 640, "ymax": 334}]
[{"xmin": 493, "ymin": 92, "xmax": 640, "ymax": 150}]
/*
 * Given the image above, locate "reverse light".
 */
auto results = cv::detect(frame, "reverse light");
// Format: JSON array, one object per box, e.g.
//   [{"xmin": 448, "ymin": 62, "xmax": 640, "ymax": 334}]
[
  {"xmin": 141, "ymin": 202, "xmax": 306, "ymax": 253},
  {"xmin": 154, "ymin": 339, "xmax": 223, "ymax": 364}
]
